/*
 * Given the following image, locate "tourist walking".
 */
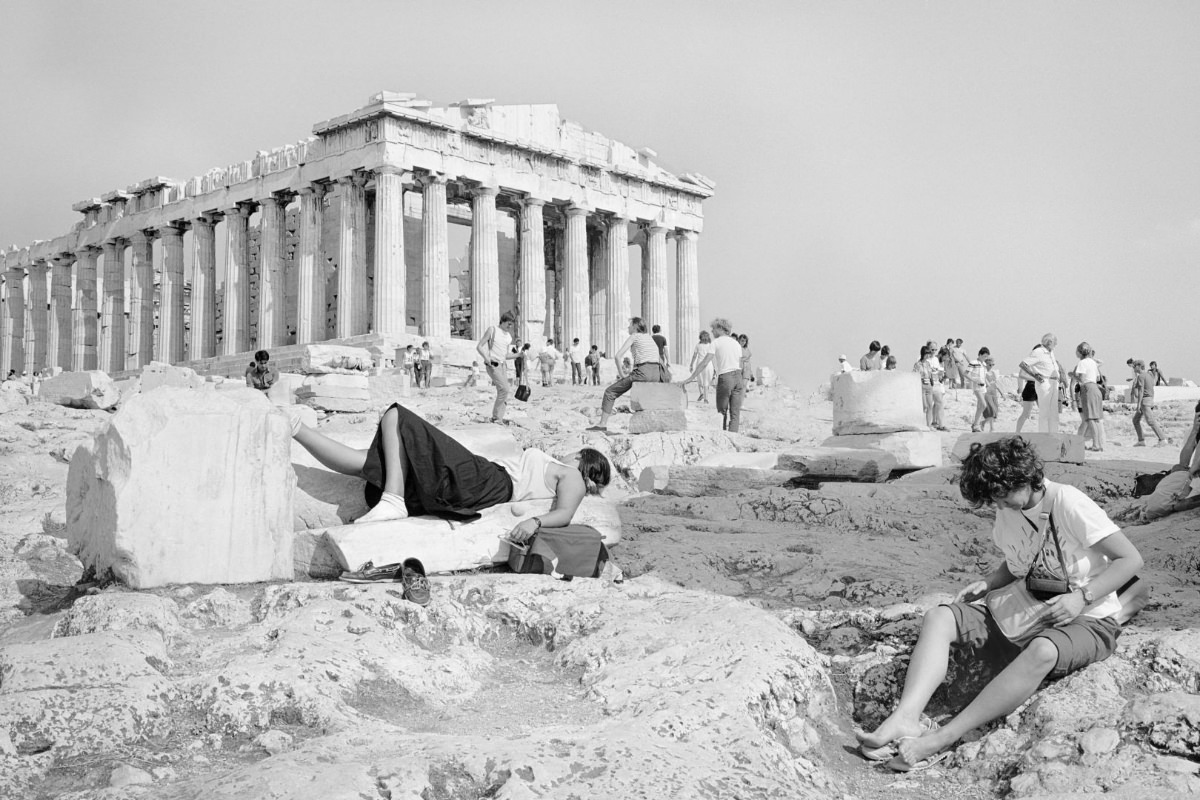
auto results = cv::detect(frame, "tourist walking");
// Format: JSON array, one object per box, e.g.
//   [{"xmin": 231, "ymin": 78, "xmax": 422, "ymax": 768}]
[
  {"xmin": 689, "ymin": 330, "xmax": 715, "ymax": 403},
  {"xmin": 1149, "ymin": 361, "xmax": 1168, "ymax": 387},
  {"xmin": 588, "ymin": 317, "xmax": 665, "ymax": 432},
  {"xmin": 1018, "ymin": 334, "xmax": 1062, "ymax": 434},
  {"xmin": 651, "ymin": 324, "xmax": 670, "ymax": 366},
  {"xmin": 476, "ymin": 311, "xmax": 519, "ymax": 424},
  {"xmin": 1130, "ymin": 359, "xmax": 1167, "ymax": 447},
  {"xmin": 568, "ymin": 338, "xmax": 586, "ymax": 385},
  {"xmin": 1070, "ymin": 342, "xmax": 1106, "ymax": 452},
  {"xmin": 950, "ymin": 339, "xmax": 969, "ymax": 389},
  {"xmin": 738, "ymin": 334, "xmax": 754, "ymax": 393},
  {"xmin": 983, "ymin": 355, "xmax": 1000, "ymax": 432},
  {"xmin": 538, "ymin": 339, "xmax": 560, "ymax": 387},
  {"xmin": 968, "ymin": 348, "xmax": 989, "ymax": 432},
  {"xmin": 914, "ymin": 345, "xmax": 946, "ymax": 431},
  {"xmin": 683, "ymin": 318, "xmax": 745, "ymax": 433},
  {"xmin": 585, "ymin": 345, "xmax": 601, "ymax": 385},
  {"xmin": 418, "ymin": 342, "xmax": 433, "ymax": 389}
]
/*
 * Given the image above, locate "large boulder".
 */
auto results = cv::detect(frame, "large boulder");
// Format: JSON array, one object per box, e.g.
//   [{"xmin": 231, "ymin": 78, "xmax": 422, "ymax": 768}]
[
  {"xmin": 831, "ymin": 370, "xmax": 925, "ymax": 435},
  {"xmin": 629, "ymin": 408, "xmax": 688, "ymax": 433},
  {"xmin": 951, "ymin": 432, "xmax": 1085, "ymax": 464},
  {"xmin": 66, "ymin": 386, "xmax": 295, "ymax": 588},
  {"xmin": 138, "ymin": 361, "xmax": 206, "ymax": 393},
  {"xmin": 630, "ymin": 382, "xmax": 687, "ymax": 412},
  {"xmin": 36, "ymin": 370, "xmax": 120, "ymax": 410},
  {"xmin": 297, "ymin": 373, "xmax": 371, "ymax": 412},
  {"xmin": 822, "ymin": 430, "xmax": 943, "ymax": 469}
]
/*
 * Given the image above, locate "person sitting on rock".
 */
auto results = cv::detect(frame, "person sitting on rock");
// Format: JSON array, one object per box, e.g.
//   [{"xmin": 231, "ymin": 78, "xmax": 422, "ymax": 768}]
[
  {"xmin": 588, "ymin": 317, "xmax": 666, "ymax": 432},
  {"xmin": 857, "ymin": 436, "xmax": 1142, "ymax": 772},
  {"xmin": 1134, "ymin": 400, "xmax": 1200, "ymax": 523},
  {"xmin": 245, "ymin": 350, "xmax": 279, "ymax": 392},
  {"xmin": 289, "ymin": 404, "xmax": 612, "ymax": 530}
]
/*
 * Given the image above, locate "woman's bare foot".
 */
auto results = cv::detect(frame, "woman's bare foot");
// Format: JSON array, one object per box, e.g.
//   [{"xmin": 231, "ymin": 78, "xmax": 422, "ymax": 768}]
[
  {"xmin": 890, "ymin": 728, "xmax": 953, "ymax": 771},
  {"xmin": 855, "ymin": 711, "xmax": 926, "ymax": 749}
]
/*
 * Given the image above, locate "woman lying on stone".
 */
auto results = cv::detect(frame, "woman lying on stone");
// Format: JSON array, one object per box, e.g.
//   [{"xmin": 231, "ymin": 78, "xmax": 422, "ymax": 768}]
[
  {"xmin": 856, "ymin": 436, "xmax": 1142, "ymax": 771},
  {"xmin": 290, "ymin": 404, "xmax": 612, "ymax": 537}
]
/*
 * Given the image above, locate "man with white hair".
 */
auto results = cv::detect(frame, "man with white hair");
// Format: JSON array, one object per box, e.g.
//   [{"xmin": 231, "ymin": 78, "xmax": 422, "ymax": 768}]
[{"xmin": 1019, "ymin": 333, "xmax": 1063, "ymax": 434}]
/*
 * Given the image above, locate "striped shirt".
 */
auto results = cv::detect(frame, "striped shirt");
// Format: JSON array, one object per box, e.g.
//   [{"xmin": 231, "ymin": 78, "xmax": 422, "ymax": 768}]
[{"xmin": 628, "ymin": 333, "xmax": 660, "ymax": 365}]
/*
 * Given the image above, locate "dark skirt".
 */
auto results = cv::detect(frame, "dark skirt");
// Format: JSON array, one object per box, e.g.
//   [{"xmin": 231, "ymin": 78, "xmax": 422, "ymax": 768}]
[
  {"xmin": 361, "ymin": 403, "xmax": 513, "ymax": 521},
  {"xmin": 1021, "ymin": 380, "xmax": 1038, "ymax": 402}
]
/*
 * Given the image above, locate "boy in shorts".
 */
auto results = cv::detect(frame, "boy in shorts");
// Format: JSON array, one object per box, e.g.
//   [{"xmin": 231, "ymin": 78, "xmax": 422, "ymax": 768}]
[{"xmin": 857, "ymin": 437, "xmax": 1142, "ymax": 771}]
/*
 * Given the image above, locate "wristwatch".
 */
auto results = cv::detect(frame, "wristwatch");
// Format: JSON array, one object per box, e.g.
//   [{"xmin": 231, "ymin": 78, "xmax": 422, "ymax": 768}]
[{"xmin": 1079, "ymin": 585, "xmax": 1094, "ymax": 605}]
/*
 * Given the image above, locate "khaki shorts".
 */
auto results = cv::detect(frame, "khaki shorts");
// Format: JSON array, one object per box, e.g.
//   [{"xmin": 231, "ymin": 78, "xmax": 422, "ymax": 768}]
[{"xmin": 943, "ymin": 601, "xmax": 1120, "ymax": 678}]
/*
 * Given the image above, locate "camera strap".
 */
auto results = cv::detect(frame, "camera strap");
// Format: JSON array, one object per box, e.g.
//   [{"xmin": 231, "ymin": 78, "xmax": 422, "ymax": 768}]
[{"xmin": 1025, "ymin": 486, "xmax": 1068, "ymax": 581}]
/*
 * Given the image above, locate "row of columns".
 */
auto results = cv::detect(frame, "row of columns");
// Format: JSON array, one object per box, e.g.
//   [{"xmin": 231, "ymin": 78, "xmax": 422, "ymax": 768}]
[{"xmin": 1, "ymin": 170, "xmax": 701, "ymax": 377}]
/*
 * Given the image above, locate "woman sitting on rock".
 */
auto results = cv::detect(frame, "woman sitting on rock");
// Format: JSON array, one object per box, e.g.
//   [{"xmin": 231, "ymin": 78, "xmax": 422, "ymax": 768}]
[
  {"xmin": 857, "ymin": 436, "xmax": 1142, "ymax": 771},
  {"xmin": 289, "ymin": 405, "xmax": 612, "ymax": 537}
]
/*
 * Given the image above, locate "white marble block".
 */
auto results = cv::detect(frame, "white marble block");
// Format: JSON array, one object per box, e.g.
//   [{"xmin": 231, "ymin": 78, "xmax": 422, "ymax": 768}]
[
  {"xmin": 629, "ymin": 408, "xmax": 688, "ymax": 433},
  {"xmin": 630, "ymin": 382, "xmax": 688, "ymax": 412},
  {"xmin": 695, "ymin": 451, "xmax": 783, "ymax": 469},
  {"xmin": 831, "ymin": 370, "xmax": 926, "ymax": 435},
  {"xmin": 951, "ymin": 432, "xmax": 1085, "ymax": 464},
  {"xmin": 37, "ymin": 370, "xmax": 120, "ymax": 410},
  {"xmin": 139, "ymin": 361, "xmax": 206, "ymax": 393},
  {"xmin": 822, "ymin": 430, "xmax": 943, "ymax": 469},
  {"xmin": 67, "ymin": 387, "xmax": 295, "ymax": 588}
]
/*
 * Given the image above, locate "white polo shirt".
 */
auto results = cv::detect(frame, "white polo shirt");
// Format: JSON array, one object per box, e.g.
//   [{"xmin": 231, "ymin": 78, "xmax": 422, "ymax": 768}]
[{"xmin": 712, "ymin": 335, "xmax": 743, "ymax": 376}]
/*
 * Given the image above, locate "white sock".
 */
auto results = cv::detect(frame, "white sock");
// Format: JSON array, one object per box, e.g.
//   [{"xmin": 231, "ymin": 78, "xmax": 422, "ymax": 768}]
[{"xmin": 354, "ymin": 492, "xmax": 409, "ymax": 524}]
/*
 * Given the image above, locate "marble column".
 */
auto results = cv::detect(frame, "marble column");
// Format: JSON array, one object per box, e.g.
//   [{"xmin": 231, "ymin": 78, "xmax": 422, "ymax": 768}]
[
  {"xmin": 420, "ymin": 174, "xmax": 450, "ymax": 338},
  {"xmin": 372, "ymin": 167, "xmax": 406, "ymax": 337},
  {"xmin": 641, "ymin": 223, "xmax": 669, "ymax": 334},
  {"xmin": 336, "ymin": 174, "xmax": 368, "ymax": 339},
  {"xmin": 222, "ymin": 203, "xmax": 252, "ymax": 356},
  {"xmin": 190, "ymin": 215, "xmax": 217, "ymax": 360},
  {"xmin": 295, "ymin": 185, "xmax": 325, "ymax": 344},
  {"xmin": 562, "ymin": 205, "xmax": 590, "ymax": 352},
  {"xmin": 128, "ymin": 230, "xmax": 155, "ymax": 368},
  {"xmin": 27, "ymin": 260, "xmax": 49, "ymax": 371},
  {"xmin": 99, "ymin": 240, "xmax": 125, "ymax": 373},
  {"xmin": 158, "ymin": 225, "xmax": 186, "ymax": 364},
  {"xmin": 49, "ymin": 256, "xmax": 73, "ymax": 370},
  {"xmin": 517, "ymin": 198, "xmax": 546, "ymax": 345},
  {"xmin": 3, "ymin": 266, "xmax": 24, "ymax": 376},
  {"xmin": 257, "ymin": 195, "xmax": 288, "ymax": 349},
  {"xmin": 469, "ymin": 185, "xmax": 499, "ymax": 338},
  {"xmin": 605, "ymin": 216, "xmax": 631, "ymax": 357},
  {"xmin": 73, "ymin": 247, "xmax": 99, "ymax": 371},
  {"xmin": 589, "ymin": 225, "xmax": 607, "ymax": 351},
  {"xmin": 674, "ymin": 229, "xmax": 700, "ymax": 363}
]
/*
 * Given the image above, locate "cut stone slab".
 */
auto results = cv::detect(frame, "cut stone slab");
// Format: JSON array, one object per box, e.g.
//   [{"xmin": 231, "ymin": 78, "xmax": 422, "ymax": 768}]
[
  {"xmin": 776, "ymin": 446, "xmax": 897, "ymax": 483},
  {"xmin": 36, "ymin": 370, "xmax": 120, "ymax": 410},
  {"xmin": 951, "ymin": 432, "xmax": 1085, "ymax": 464},
  {"xmin": 831, "ymin": 370, "xmax": 925, "ymax": 435},
  {"xmin": 694, "ymin": 451, "xmax": 783, "ymax": 469},
  {"xmin": 297, "ymin": 344, "xmax": 375, "ymax": 373},
  {"xmin": 822, "ymin": 430, "xmax": 943, "ymax": 469},
  {"xmin": 67, "ymin": 386, "xmax": 295, "ymax": 588},
  {"xmin": 139, "ymin": 361, "xmax": 205, "ymax": 392},
  {"xmin": 638, "ymin": 465, "xmax": 805, "ymax": 496},
  {"xmin": 322, "ymin": 496, "xmax": 622, "ymax": 575},
  {"xmin": 630, "ymin": 382, "xmax": 687, "ymax": 412},
  {"xmin": 296, "ymin": 385, "xmax": 371, "ymax": 400},
  {"xmin": 629, "ymin": 408, "xmax": 688, "ymax": 433}
]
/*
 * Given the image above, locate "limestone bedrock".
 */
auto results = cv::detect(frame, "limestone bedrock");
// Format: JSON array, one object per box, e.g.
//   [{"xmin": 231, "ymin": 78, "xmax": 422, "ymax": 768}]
[
  {"xmin": 831, "ymin": 370, "xmax": 925, "ymax": 435},
  {"xmin": 66, "ymin": 386, "xmax": 295, "ymax": 588}
]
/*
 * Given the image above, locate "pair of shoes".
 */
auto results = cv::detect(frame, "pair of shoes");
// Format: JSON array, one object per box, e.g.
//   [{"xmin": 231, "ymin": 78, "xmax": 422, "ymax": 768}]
[
  {"xmin": 585, "ymin": 425, "xmax": 607, "ymax": 432},
  {"xmin": 1133, "ymin": 441, "xmax": 1146, "ymax": 447},
  {"xmin": 337, "ymin": 558, "xmax": 431, "ymax": 606},
  {"xmin": 339, "ymin": 560, "xmax": 403, "ymax": 583},
  {"xmin": 886, "ymin": 738, "xmax": 952, "ymax": 772}
]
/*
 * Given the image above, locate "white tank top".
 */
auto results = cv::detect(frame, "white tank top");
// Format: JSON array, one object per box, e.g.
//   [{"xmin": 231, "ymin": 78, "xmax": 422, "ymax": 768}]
[{"xmin": 499, "ymin": 448, "xmax": 563, "ymax": 501}]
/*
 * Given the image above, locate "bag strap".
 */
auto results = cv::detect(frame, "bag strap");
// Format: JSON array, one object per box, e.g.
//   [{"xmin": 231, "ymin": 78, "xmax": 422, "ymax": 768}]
[{"xmin": 1026, "ymin": 485, "xmax": 1069, "ymax": 582}]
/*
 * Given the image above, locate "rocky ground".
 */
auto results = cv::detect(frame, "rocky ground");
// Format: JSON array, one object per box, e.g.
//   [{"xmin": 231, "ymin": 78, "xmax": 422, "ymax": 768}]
[{"xmin": 0, "ymin": 377, "xmax": 1198, "ymax": 799}]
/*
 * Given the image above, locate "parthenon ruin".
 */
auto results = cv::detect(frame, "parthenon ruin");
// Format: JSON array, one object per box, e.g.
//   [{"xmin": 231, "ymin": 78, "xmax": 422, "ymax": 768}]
[{"xmin": 0, "ymin": 91, "xmax": 713, "ymax": 377}]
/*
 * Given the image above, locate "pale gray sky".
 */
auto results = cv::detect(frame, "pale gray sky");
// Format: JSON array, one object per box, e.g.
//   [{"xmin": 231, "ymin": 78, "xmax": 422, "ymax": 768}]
[{"xmin": 2, "ymin": 1, "xmax": 1197, "ymax": 390}]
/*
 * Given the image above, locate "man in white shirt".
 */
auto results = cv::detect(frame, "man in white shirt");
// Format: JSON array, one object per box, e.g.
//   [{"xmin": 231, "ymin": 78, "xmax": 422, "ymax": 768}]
[
  {"xmin": 1019, "ymin": 334, "xmax": 1063, "ymax": 434},
  {"xmin": 681, "ymin": 317, "xmax": 744, "ymax": 432},
  {"xmin": 568, "ymin": 338, "xmax": 587, "ymax": 385}
]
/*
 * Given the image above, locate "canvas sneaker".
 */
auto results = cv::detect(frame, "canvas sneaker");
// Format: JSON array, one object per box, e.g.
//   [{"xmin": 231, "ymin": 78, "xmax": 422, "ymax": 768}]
[
  {"xmin": 338, "ymin": 561, "xmax": 403, "ymax": 584},
  {"xmin": 401, "ymin": 558, "xmax": 431, "ymax": 607}
]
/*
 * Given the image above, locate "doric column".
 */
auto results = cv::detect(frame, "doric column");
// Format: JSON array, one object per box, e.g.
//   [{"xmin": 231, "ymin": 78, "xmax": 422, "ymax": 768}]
[
  {"xmin": 3, "ymin": 266, "xmax": 25, "ymax": 376},
  {"xmin": 641, "ymin": 223, "xmax": 670, "ymax": 333},
  {"xmin": 221, "ymin": 203, "xmax": 253, "ymax": 356},
  {"xmin": 605, "ymin": 216, "xmax": 631, "ymax": 356},
  {"xmin": 469, "ymin": 185, "xmax": 500, "ymax": 338},
  {"xmin": 128, "ymin": 230, "xmax": 155, "ymax": 368},
  {"xmin": 336, "ymin": 173, "xmax": 368, "ymax": 339},
  {"xmin": 99, "ymin": 239, "xmax": 125, "ymax": 373},
  {"xmin": 73, "ymin": 247, "xmax": 99, "ymax": 371},
  {"xmin": 674, "ymin": 229, "xmax": 700, "ymax": 362},
  {"xmin": 295, "ymin": 186, "xmax": 325, "ymax": 344},
  {"xmin": 257, "ymin": 195, "xmax": 288, "ymax": 349},
  {"xmin": 27, "ymin": 260, "xmax": 49, "ymax": 371},
  {"xmin": 49, "ymin": 255, "xmax": 74, "ymax": 370},
  {"xmin": 158, "ymin": 225, "xmax": 186, "ymax": 364},
  {"xmin": 190, "ymin": 215, "xmax": 218, "ymax": 359},
  {"xmin": 562, "ymin": 205, "xmax": 590, "ymax": 351},
  {"xmin": 372, "ymin": 167, "xmax": 406, "ymax": 337},
  {"xmin": 589, "ymin": 225, "xmax": 607, "ymax": 351},
  {"xmin": 420, "ymin": 173, "xmax": 450, "ymax": 338},
  {"xmin": 517, "ymin": 198, "xmax": 546, "ymax": 345}
]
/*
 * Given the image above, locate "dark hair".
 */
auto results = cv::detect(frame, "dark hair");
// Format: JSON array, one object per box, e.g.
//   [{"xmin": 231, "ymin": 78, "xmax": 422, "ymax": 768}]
[
  {"xmin": 254, "ymin": 350, "xmax": 270, "ymax": 362},
  {"xmin": 499, "ymin": 311, "xmax": 516, "ymax": 325},
  {"xmin": 978, "ymin": 347, "xmax": 990, "ymax": 357},
  {"xmin": 869, "ymin": 340, "xmax": 881, "ymax": 352},
  {"xmin": 573, "ymin": 338, "xmax": 579, "ymax": 344},
  {"xmin": 880, "ymin": 344, "xmax": 890, "ymax": 357},
  {"xmin": 546, "ymin": 339, "xmax": 554, "ymax": 346},
  {"xmin": 958, "ymin": 437, "xmax": 1045, "ymax": 509},
  {"xmin": 920, "ymin": 345, "xmax": 931, "ymax": 358},
  {"xmin": 578, "ymin": 448, "xmax": 612, "ymax": 495},
  {"xmin": 739, "ymin": 334, "xmax": 750, "ymax": 345},
  {"xmin": 629, "ymin": 317, "xmax": 648, "ymax": 333},
  {"xmin": 651, "ymin": 324, "xmax": 661, "ymax": 334},
  {"xmin": 589, "ymin": 344, "xmax": 598, "ymax": 350}
]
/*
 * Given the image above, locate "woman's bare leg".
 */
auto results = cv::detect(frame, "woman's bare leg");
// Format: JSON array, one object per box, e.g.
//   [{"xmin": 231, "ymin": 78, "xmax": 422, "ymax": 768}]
[
  {"xmin": 293, "ymin": 425, "xmax": 368, "ymax": 477},
  {"xmin": 859, "ymin": 606, "xmax": 956, "ymax": 748},
  {"xmin": 893, "ymin": 638, "xmax": 1057, "ymax": 768},
  {"xmin": 377, "ymin": 406, "xmax": 407, "ymax": 496},
  {"xmin": 1016, "ymin": 401, "xmax": 1035, "ymax": 433}
]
